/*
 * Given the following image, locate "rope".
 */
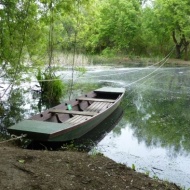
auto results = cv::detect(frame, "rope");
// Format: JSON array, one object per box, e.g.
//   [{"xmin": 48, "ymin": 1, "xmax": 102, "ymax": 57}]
[
  {"xmin": 121, "ymin": 47, "xmax": 175, "ymax": 110},
  {"xmin": 74, "ymin": 47, "xmax": 175, "ymax": 81},
  {"xmin": 124, "ymin": 47, "xmax": 175, "ymax": 87},
  {"xmin": 0, "ymin": 134, "xmax": 27, "ymax": 144}
]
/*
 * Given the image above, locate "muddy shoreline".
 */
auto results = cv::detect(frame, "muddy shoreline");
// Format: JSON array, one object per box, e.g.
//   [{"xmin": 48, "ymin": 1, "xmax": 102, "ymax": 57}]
[{"xmin": 0, "ymin": 142, "xmax": 182, "ymax": 190}]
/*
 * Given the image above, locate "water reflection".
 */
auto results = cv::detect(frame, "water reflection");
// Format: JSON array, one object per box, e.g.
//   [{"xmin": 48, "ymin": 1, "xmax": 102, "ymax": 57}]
[
  {"xmin": 123, "ymin": 79, "xmax": 190, "ymax": 156},
  {"xmin": 0, "ymin": 89, "xmax": 26, "ymax": 136},
  {"xmin": 0, "ymin": 88, "xmax": 41, "ymax": 138},
  {"xmin": 95, "ymin": 119, "xmax": 190, "ymax": 188}
]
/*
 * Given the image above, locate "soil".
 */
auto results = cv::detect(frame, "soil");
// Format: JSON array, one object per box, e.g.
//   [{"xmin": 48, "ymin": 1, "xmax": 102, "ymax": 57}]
[{"xmin": 0, "ymin": 142, "xmax": 182, "ymax": 190}]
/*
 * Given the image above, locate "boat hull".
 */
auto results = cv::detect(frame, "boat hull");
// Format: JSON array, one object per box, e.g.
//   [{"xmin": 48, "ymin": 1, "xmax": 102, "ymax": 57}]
[
  {"xmin": 8, "ymin": 87, "xmax": 125, "ymax": 142},
  {"xmin": 48, "ymin": 98, "xmax": 122, "ymax": 141}
]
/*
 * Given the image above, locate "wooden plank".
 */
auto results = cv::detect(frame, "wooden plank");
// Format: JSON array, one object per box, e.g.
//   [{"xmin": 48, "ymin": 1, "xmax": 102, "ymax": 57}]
[
  {"xmin": 77, "ymin": 97, "xmax": 115, "ymax": 103},
  {"xmin": 85, "ymin": 102, "xmax": 103, "ymax": 112},
  {"xmin": 67, "ymin": 116, "xmax": 87, "ymax": 124},
  {"xmin": 98, "ymin": 102, "xmax": 112, "ymax": 112},
  {"xmin": 85, "ymin": 102, "xmax": 112, "ymax": 112},
  {"xmin": 66, "ymin": 115, "xmax": 81, "ymax": 123},
  {"xmin": 65, "ymin": 115, "xmax": 92, "ymax": 125},
  {"xmin": 85, "ymin": 102, "xmax": 102, "ymax": 111},
  {"xmin": 49, "ymin": 109, "xmax": 97, "ymax": 116},
  {"xmin": 93, "ymin": 102, "xmax": 105, "ymax": 112}
]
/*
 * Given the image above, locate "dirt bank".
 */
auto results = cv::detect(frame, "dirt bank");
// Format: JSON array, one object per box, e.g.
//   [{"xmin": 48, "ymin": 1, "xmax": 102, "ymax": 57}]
[{"xmin": 0, "ymin": 142, "xmax": 182, "ymax": 190}]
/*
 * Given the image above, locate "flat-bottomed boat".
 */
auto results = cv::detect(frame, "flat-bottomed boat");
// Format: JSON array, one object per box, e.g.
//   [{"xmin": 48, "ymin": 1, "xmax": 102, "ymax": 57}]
[{"xmin": 8, "ymin": 87, "xmax": 125, "ymax": 142}]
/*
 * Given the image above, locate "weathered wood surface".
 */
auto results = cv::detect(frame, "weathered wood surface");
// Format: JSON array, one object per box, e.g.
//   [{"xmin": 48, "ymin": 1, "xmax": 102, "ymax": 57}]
[
  {"xmin": 49, "ymin": 109, "xmax": 97, "ymax": 116},
  {"xmin": 64, "ymin": 115, "xmax": 92, "ymax": 125},
  {"xmin": 77, "ymin": 97, "xmax": 115, "ymax": 103},
  {"xmin": 85, "ymin": 102, "xmax": 112, "ymax": 112}
]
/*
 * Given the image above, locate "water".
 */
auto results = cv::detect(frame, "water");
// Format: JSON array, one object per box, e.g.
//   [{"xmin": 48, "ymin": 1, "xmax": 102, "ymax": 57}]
[
  {"xmin": 81, "ymin": 66, "xmax": 190, "ymax": 189},
  {"xmin": 1, "ymin": 66, "xmax": 190, "ymax": 189},
  {"xmin": 94, "ymin": 122, "xmax": 190, "ymax": 188}
]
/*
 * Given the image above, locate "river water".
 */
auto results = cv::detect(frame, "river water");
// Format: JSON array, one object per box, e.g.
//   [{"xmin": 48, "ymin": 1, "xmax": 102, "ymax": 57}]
[
  {"xmin": 76, "ymin": 66, "xmax": 190, "ymax": 189},
  {"xmin": 1, "ymin": 66, "xmax": 190, "ymax": 189}
]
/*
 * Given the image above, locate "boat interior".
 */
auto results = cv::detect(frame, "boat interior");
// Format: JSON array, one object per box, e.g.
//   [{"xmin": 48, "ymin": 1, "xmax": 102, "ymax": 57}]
[{"xmin": 30, "ymin": 90, "xmax": 122, "ymax": 125}]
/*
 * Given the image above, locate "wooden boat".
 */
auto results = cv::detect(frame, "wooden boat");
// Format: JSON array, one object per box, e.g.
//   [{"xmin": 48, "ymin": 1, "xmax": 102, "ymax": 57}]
[{"xmin": 8, "ymin": 87, "xmax": 125, "ymax": 142}]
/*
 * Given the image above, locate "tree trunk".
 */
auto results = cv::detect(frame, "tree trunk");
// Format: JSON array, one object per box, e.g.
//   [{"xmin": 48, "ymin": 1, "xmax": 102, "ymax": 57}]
[
  {"xmin": 184, "ymin": 45, "xmax": 188, "ymax": 61},
  {"xmin": 180, "ymin": 35, "xmax": 189, "ymax": 61},
  {"xmin": 172, "ymin": 31, "xmax": 183, "ymax": 59},
  {"xmin": 175, "ymin": 44, "xmax": 181, "ymax": 59}
]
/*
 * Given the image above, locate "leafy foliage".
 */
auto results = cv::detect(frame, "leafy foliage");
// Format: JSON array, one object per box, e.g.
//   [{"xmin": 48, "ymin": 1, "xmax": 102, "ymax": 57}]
[
  {"xmin": 83, "ymin": 0, "xmax": 141, "ymax": 54},
  {"xmin": 36, "ymin": 68, "xmax": 66, "ymax": 105},
  {"xmin": 1, "ymin": 0, "xmax": 190, "ymax": 103},
  {"xmin": 149, "ymin": 0, "xmax": 190, "ymax": 59}
]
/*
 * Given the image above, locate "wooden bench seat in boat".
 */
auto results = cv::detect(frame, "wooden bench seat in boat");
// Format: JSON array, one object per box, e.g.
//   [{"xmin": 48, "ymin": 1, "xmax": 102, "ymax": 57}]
[
  {"xmin": 49, "ymin": 109, "xmax": 97, "ymax": 116},
  {"xmin": 50, "ymin": 101, "xmax": 114, "ymax": 124},
  {"xmin": 77, "ymin": 97, "xmax": 115, "ymax": 103},
  {"xmin": 62, "ymin": 102, "xmax": 112, "ymax": 125}
]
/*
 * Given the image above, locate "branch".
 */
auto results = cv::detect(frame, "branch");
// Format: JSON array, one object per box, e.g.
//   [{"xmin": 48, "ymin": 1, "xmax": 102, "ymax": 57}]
[
  {"xmin": 182, "ymin": 34, "xmax": 189, "ymax": 46},
  {"xmin": 0, "ymin": 1, "xmax": 31, "ymax": 100},
  {"xmin": 172, "ymin": 31, "xmax": 178, "ymax": 45},
  {"xmin": 181, "ymin": 47, "xmax": 185, "ymax": 53}
]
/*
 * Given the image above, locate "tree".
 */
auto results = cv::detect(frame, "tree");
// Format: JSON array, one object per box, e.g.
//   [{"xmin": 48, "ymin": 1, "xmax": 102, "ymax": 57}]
[
  {"xmin": 83, "ymin": 0, "xmax": 141, "ymax": 54},
  {"xmin": 0, "ymin": 0, "xmax": 48, "ymax": 99},
  {"xmin": 152, "ymin": 0, "xmax": 190, "ymax": 60},
  {"xmin": 139, "ymin": 6, "xmax": 173, "ymax": 56},
  {"xmin": 0, "ymin": 0, "xmax": 90, "ymax": 100},
  {"xmin": 34, "ymin": 0, "xmax": 92, "ymax": 103}
]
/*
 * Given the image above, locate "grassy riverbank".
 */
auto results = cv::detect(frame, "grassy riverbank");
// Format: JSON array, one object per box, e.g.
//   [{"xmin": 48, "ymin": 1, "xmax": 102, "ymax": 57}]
[{"xmin": 90, "ymin": 54, "xmax": 190, "ymax": 67}]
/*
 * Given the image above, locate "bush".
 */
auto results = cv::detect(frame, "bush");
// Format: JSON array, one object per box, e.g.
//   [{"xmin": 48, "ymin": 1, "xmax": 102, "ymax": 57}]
[{"xmin": 36, "ymin": 68, "xmax": 66, "ymax": 106}]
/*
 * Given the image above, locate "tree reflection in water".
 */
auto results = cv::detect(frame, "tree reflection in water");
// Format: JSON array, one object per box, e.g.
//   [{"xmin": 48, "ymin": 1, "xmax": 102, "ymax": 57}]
[
  {"xmin": 122, "ymin": 68, "xmax": 190, "ymax": 156},
  {"xmin": 0, "ymin": 89, "xmax": 40, "ymax": 138}
]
